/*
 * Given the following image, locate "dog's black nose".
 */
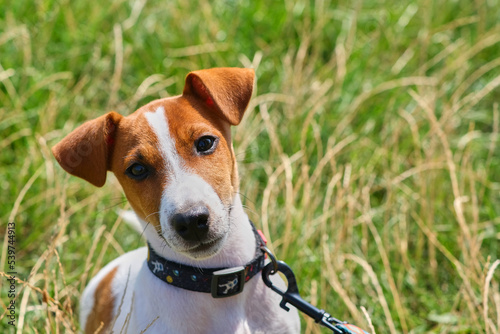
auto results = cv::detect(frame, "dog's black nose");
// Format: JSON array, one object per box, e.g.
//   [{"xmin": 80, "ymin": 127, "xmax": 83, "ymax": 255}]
[{"xmin": 172, "ymin": 206, "xmax": 210, "ymax": 241}]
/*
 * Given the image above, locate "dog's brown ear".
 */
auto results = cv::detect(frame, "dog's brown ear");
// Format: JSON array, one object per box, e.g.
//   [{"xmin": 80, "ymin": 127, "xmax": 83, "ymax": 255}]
[
  {"xmin": 183, "ymin": 67, "xmax": 255, "ymax": 125},
  {"xmin": 52, "ymin": 112, "xmax": 122, "ymax": 187}
]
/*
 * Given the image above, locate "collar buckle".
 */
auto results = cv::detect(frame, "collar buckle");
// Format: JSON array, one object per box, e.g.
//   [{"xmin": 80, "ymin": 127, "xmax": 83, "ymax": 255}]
[{"xmin": 211, "ymin": 266, "xmax": 246, "ymax": 298}]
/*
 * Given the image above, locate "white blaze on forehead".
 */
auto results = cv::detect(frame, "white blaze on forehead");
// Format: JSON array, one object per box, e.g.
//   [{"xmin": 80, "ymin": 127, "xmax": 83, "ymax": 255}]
[
  {"xmin": 144, "ymin": 106, "xmax": 183, "ymax": 177},
  {"xmin": 143, "ymin": 105, "xmax": 228, "ymax": 251},
  {"xmin": 144, "ymin": 105, "xmax": 223, "ymax": 210}
]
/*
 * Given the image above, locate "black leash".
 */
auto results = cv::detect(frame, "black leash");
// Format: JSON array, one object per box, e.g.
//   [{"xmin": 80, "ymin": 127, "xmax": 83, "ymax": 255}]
[{"xmin": 261, "ymin": 247, "xmax": 372, "ymax": 334}]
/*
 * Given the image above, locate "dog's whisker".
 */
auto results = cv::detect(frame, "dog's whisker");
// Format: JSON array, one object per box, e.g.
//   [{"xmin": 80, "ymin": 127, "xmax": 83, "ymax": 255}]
[{"xmin": 145, "ymin": 211, "xmax": 160, "ymax": 220}]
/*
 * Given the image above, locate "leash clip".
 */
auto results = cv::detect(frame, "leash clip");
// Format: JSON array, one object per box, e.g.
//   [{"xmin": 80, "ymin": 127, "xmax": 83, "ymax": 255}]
[{"xmin": 262, "ymin": 259, "xmax": 371, "ymax": 334}]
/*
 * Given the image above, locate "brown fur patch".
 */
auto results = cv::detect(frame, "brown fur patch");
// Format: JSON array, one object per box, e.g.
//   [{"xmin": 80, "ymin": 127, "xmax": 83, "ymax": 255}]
[
  {"xmin": 85, "ymin": 267, "xmax": 118, "ymax": 334},
  {"xmin": 108, "ymin": 107, "xmax": 167, "ymax": 231}
]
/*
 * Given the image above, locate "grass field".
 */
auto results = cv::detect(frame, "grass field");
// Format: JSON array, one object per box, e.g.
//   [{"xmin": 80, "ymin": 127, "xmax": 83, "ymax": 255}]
[{"xmin": 1, "ymin": 0, "xmax": 500, "ymax": 333}]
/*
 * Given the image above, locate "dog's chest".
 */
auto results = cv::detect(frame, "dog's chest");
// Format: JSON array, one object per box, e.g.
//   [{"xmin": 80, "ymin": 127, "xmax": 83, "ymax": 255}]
[{"xmin": 112, "ymin": 260, "xmax": 298, "ymax": 334}]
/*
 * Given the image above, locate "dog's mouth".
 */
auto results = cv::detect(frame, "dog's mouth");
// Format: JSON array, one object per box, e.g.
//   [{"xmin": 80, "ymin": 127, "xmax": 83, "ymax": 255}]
[{"xmin": 182, "ymin": 236, "xmax": 225, "ymax": 258}]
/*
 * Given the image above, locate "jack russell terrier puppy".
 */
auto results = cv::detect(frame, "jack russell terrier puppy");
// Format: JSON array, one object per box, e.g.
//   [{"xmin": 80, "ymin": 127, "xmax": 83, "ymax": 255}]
[{"xmin": 52, "ymin": 68, "xmax": 300, "ymax": 333}]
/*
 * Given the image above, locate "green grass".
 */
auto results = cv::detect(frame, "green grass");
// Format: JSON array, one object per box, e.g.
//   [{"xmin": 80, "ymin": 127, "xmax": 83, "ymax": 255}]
[{"xmin": 1, "ymin": 0, "xmax": 500, "ymax": 332}]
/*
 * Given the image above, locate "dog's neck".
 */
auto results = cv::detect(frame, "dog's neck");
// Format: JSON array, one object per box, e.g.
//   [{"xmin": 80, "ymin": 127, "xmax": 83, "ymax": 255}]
[{"xmin": 141, "ymin": 194, "xmax": 256, "ymax": 268}]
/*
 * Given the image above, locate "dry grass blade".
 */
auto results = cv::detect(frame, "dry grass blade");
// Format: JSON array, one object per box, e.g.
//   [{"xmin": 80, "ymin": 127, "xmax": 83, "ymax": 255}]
[
  {"xmin": 483, "ymin": 259, "xmax": 500, "ymax": 334},
  {"xmin": 344, "ymin": 254, "xmax": 397, "ymax": 334}
]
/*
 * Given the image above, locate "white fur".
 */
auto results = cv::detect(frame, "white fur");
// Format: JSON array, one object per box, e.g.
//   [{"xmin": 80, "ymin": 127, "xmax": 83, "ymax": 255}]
[{"xmin": 144, "ymin": 106, "xmax": 183, "ymax": 177}]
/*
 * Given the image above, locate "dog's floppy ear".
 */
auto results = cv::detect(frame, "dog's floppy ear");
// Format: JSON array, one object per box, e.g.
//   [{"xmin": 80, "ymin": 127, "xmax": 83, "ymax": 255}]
[
  {"xmin": 52, "ymin": 112, "xmax": 123, "ymax": 187},
  {"xmin": 183, "ymin": 67, "xmax": 255, "ymax": 125}
]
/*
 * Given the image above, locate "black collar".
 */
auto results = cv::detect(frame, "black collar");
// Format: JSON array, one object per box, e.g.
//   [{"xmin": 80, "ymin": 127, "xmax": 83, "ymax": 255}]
[{"xmin": 147, "ymin": 221, "xmax": 266, "ymax": 298}]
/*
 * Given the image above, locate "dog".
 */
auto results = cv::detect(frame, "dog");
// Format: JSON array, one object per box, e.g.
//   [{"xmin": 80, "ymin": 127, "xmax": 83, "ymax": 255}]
[{"xmin": 52, "ymin": 68, "xmax": 300, "ymax": 333}]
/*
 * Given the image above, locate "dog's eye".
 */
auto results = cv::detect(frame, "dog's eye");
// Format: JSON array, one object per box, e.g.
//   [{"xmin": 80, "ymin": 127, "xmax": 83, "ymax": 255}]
[
  {"xmin": 195, "ymin": 136, "xmax": 218, "ymax": 154},
  {"xmin": 126, "ymin": 163, "xmax": 149, "ymax": 180}
]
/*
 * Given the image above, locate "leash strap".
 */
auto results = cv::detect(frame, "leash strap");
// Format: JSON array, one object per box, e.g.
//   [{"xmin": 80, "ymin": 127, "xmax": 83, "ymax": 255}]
[
  {"xmin": 261, "ymin": 251, "xmax": 372, "ymax": 334},
  {"xmin": 147, "ymin": 221, "xmax": 266, "ymax": 298}
]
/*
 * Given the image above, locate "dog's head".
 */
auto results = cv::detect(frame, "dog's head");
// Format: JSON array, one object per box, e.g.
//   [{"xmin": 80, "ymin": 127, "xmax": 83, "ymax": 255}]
[{"xmin": 52, "ymin": 68, "xmax": 254, "ymax": 259}]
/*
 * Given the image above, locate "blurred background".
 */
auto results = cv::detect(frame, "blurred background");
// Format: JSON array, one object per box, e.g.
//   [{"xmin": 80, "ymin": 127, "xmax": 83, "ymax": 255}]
[{"xmin": 1, "ymin": 0, "xmax": 499, "ymax": 332}]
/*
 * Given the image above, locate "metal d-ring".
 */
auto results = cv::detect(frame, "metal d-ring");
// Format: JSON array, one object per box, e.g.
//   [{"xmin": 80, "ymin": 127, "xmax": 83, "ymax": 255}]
[{"xmin": 260, "ymin": 245, "xmax": 279, "ymax": 274}]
